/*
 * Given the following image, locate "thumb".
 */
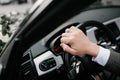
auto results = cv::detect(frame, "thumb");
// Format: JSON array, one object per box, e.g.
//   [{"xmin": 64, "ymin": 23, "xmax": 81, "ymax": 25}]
[{"xmin": 60, "ymin": 43, "xmax": 76, "ymax": 55}]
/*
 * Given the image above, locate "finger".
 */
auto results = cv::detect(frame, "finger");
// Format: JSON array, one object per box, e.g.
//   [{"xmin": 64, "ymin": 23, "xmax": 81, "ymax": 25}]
[
  {"xmin": 61, "ymin": 33, "xmax": 70, "ymax": 37},
  {"xmin": 70, "ymin": 26, "xmax": 77, "ymax": 30},
  {"xmin": 60, "ymin": 37, "xmax": 70, "ymax": 44},
  {"xmin": 65, "ymin": 28, "xmax": 70, "ymax": 33},
  {"xmin": 60, "ymin": 43, "xmax": 76, "ymax": 55},
  {"xmin": 70, "ymin": 26, "xmax": 76, "ymax": 29},
  {"xmin": 69, "ymin": 26, "xmax": 79, "ymax": 32}
]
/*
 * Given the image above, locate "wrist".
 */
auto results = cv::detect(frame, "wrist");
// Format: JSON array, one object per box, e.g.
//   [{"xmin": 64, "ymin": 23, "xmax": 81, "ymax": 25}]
[{"xmin": 87, "ymin": 43, "xmax": 99, "ymax": 57}]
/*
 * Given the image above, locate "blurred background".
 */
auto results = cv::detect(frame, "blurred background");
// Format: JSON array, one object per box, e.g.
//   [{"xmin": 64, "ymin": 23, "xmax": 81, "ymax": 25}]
[
  {"xmin": 0, "ymin": 0, "xmax": 119, "ymax": 52},
  {"xmin": 0, "ymin": 0, "xmax": 36, "ymax": 51},
  {"xmin": 0, "ymin": 0, "xmax": 34, "ymax": 14},
  {"xmin": 102, "ymin": 0, "xmax": 120, "ymax": 5},
  {"xmin": 0, "ymin": 0, "xmax": 119, "ymax": 14}
]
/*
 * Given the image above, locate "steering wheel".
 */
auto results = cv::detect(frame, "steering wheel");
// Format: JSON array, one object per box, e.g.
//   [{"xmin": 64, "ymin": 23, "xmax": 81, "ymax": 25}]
[{"xmin": 63, "ymin": 21, "xmax": 117, "ymax": 80}]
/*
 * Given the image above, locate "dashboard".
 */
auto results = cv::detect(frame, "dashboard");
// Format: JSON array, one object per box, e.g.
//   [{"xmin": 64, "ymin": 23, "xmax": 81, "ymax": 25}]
[{"xmin": 20, "ymin": 7, "xmax": 120, "ymax": 80}]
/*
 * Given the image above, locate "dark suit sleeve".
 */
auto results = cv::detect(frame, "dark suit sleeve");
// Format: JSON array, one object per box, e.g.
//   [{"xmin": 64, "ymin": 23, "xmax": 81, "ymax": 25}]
[{"xmin": 105, "ymin": 49, "xmax": 120, "ymax": 75}]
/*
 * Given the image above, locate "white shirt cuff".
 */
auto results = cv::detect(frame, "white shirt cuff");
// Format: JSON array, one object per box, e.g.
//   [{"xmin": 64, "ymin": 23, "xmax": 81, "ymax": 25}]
[{"xmin": 92, "ymin": 46, "xmax": 110, "ymax": 66}]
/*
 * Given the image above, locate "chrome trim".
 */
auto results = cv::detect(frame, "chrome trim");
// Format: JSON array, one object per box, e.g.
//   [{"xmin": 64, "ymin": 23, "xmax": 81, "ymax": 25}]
[
  {"xmin": 104, "ymin": 17, "xmax": 120, "ymax": 30},
  {"xmin": 33, "ymin": 51, "xmax": 63, "ymax": 76},
  {"xmin": 87, "ymin": 27, "xmax": 98, "ymax": 43}
]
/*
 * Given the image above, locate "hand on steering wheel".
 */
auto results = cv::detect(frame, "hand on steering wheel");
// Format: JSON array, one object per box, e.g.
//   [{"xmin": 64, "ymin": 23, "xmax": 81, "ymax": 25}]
[{"xmin": 60, "ymin": 21, "xmax": 116, "ymax": 80}]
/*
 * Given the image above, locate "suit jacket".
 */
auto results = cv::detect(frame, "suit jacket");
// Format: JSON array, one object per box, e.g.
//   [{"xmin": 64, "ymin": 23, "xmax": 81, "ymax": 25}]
[{"xmin": 105, "ymin": 49, "xmax": 120, "ymax": 76}]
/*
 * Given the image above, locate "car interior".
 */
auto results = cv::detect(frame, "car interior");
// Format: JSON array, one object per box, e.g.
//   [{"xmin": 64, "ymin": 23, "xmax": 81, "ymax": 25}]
[{"xmin": 0, "ymin": 0, "xmax": 120, "ymax": 80}]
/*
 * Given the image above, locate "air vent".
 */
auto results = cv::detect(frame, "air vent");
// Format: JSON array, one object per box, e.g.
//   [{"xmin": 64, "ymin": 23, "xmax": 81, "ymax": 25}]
[
  {"xmin": 22, "ymin": 53, "xmax": 30, "ymax": 63},
  {"xmin": 21, "ymin": 51, "xmax": 37, "ymax": 80}
]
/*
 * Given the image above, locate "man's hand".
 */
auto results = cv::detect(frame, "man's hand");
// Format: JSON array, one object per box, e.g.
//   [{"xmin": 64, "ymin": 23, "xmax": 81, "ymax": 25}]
[{"xmin": 60, "ymin": 26, "xmax": 99, "ymax": 57}]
